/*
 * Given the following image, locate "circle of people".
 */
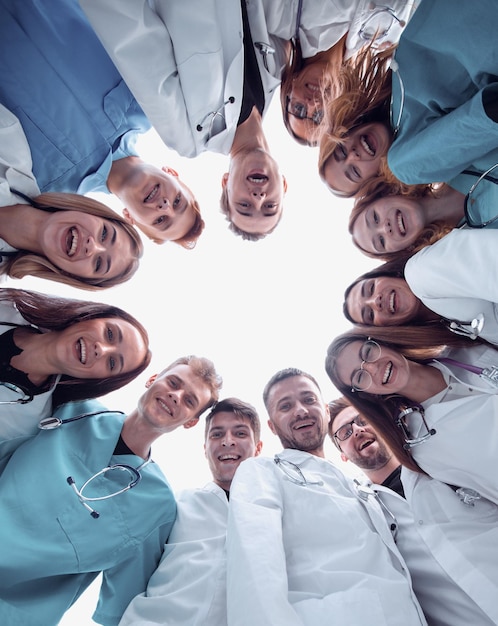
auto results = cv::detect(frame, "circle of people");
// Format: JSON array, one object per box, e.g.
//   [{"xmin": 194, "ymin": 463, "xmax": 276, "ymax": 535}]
[{"xmin": 1, "ymin": 1, "xmax": 497, "ymax": 625}]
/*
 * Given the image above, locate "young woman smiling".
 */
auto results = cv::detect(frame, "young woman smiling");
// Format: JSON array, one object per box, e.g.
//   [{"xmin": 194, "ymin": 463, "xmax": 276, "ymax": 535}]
[
  {"xmin": 0, "ymin": 288, "xmax": 151, "ymax": 456},
  {"xmin": 326, "ymin": 328, "xmax": 498, "ymax": 505}
]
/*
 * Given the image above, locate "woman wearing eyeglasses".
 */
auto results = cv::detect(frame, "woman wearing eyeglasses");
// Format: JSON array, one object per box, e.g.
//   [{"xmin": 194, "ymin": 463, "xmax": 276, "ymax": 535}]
[
  {"xmin": 343, "ymin": 228, "xmax": 498, "ymax": 347},
  {"xmin": 0, "ymin": 103, "xmax": 143, "ymax": 290},
  {"xmin": 0, "ymin": 287, "xmax": 151, "ymax": 463},
  {"xmin": 326, "ymin": 328, "xmax": 498, "ymax": 506},
  {"xmin": 319, "ymin": 0, "xmax": 498, "ymax": 197}
]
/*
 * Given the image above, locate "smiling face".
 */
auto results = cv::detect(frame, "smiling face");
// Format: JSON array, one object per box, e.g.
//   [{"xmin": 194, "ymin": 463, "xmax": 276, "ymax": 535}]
[
  {"xmin": 335, "ymin": 340, "xmax": 411, "ymax": 396},
  {"xmin": 331, "ymin": 405, "xmax": 392, "ymax": 471},
  {"xmin": 120, "ymin": 165, "xmax": 197, "ymax": 242},
  {"xmin": 40, "ymin": 212, "xmax": 134, "ymax": 281},
  {"xmin": 322, "ymin": 123, "xmax": 391, "ymax": 195},
  {"xmin": 204, "ymin": 411, "xmax": 262, "ymax": 492},
  {"xmin": 222, "ymin": 149, "xmax": 287, "ymax": 235},
  {"xmin": 138, "ymin": 364, "xmax": 212, "ymax": 434},
  {"xmin": 347, "ymin": 277, "xmax": 421, "ymax": 326},
  {"xmin": 52, "ymin": 317, "xmax": 147, "ymax": 379},
  {"xmin": 352, "ymin": 195, "xmax": 426, "ymax": 255},
  {"xmin": 286, "ymin": 62, "xmax": 328, "ymax": 144},
  {"xmin": 266, "ymin": 375, "xmax": 329, "ymax": 456}
]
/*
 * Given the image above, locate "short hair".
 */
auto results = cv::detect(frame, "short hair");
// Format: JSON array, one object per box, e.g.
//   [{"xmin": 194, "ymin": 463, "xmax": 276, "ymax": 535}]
[
  {"xmin": 327, "ymin": 396, "xmax": 353, "ymax": 450},
  {"xmin": 160, "ymin": 355, "xmax": 223, "ymax": 418},
  {"xmin": 172, "ymin": 184, "xmax": 205, "ymax": 249},
  {"xmin": 263, "ymin": 367, "xmax": 321, "ymax": 411},
  {"xmin": 6, "ymin": 191, "xmax": 143, "ymax": 290},
  {"xmin": 204, "ymin": 397, "xmax": 261, "ymax": 442},
  {"xmin": 219, "ymin": 187, "xmax": 278, "ymax": 242}
]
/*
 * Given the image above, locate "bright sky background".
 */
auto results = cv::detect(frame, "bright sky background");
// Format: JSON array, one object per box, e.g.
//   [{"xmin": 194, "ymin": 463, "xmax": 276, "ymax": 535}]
[{"xmin": 5, "ymin": 92, "xmax": 379, "ymax": 624}]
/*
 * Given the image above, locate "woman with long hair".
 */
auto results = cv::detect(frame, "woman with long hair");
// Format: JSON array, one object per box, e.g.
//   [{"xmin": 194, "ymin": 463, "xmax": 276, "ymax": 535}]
[
  {"xmin": 319, "ymin": 0, "xmax": 498, "ymax": 197},
  {"xmin": 0, "ymin": 287, "xmax": 151, "ymax": 451},
  {"xmin": 325, "ymin": 327, "xmax": 498, "ymax": 505},
  {"xmin": 343, "ymin": 228, "xmax": 498, "ymax": 346}
]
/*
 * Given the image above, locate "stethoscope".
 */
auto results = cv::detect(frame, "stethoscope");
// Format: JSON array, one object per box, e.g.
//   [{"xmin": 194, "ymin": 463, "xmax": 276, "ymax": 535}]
[
  {"xmin": 39, "ymin": 409, "xmax": 151, "ymax": 519},
  {"xmin": 273, "ymin": 454, "xmax": 324, "ymax": 486}
]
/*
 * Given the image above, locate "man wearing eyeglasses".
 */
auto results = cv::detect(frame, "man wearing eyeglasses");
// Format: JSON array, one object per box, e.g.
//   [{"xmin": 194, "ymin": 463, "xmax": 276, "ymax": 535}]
[
  {"xmin": 329, "ymin": 397, "xmax": 498, "ymax": 626},
  {"xmin": 226, "ymin": 367, "xmax": 427, "ymax": 626},
  {"xmin": 0, "ymin": 355, "xmax": 222, "ymax": 626},
  {"xmin": 118, "ymin": 397, "xmax": 262, "ymax": 626}
]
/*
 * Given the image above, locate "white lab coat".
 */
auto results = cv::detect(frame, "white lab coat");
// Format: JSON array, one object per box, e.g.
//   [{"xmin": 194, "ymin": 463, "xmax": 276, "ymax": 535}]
[
  {"xmin": 226, "ymin": 450, "xmax": 426, "ymax": 626},
  {"xmin": 119, "ymin": 482, "xmax": 228, "ymax": 626},
  {"xmin": 405, "ymin": 343, "xmax": 498, "ymax": 505},
  {"xmin": 0, "ymin": 301, "xmax": 59, "ymax": 466},
  {"xmin": 404, "ymin": 228, "xmax": 498, "ymax": 344},
  {"xmin": 79, "ymin": 0, "xmax": 415, "ymax": 157},
  {"xmin": 0, "ymin": 103, "xmax": 39, "ymax": 266}
]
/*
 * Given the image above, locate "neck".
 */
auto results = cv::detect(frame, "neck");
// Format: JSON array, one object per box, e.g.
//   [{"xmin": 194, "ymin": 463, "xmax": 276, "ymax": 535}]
[
  {"xmin": 0, "ymin": 204, "xmax": 46, "ymax": 254},
  {"xmin": 120, "ymin": 409, "xmax": 158, "ymax": 460},
  {"xmin": 403, "ymin": 360, "xmax": 447, "ymax": 403},
  {"xmin": 423, "ymin": 185, "xmax": 466, "ymax": 227},
  {"xmin": 230, "ymin": 106, "xmax": 269, "ymax": 156},
  {"xmin": 107, "ymin": 156, "xmax": 142, "ymax": 199},
  {"xmin": 363, "ymin": 457, "xmax": 399, "ymax": 485}
]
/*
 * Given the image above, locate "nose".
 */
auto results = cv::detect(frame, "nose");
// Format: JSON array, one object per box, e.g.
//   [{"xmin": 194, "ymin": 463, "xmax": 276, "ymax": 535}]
[
  {"xmin": 251, "ymin": 189, "xmax": 266, "ymax": 198},
  {"xmin": 295, "ymin": 402, "xmax": 309, "ymax": 419},
  {"xmin": 94, "ymin": 341, "xmax": 112, "ymax": 359},
  {"xmin": 365, "ymin": 292, "xmax": 382, "ymax": 310},
  {"xmin": 222, "ymin": 432, "xmax": 235, "ymax": 446},
  {"xmin": 157, "ymin": 199, "xmax": 173, "ymax": 214},
  {"xmin": 85, "ymin": 236, "xmax": 105, "ymax": 256},
  {"xmin": 168, "ymin": 389, "xmax": 182, "ymax": 405},
  {"xmin": 351, "ymin": 422, "xmax": 367, "ymax": 436}
]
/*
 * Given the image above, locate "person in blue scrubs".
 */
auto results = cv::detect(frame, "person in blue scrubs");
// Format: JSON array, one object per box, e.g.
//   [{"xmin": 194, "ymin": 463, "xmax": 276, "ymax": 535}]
[
  {"xmin": 0, "ymin": 0, "xmax": 203, "ymax": 247},
  {"xmin": 0, "ymin": 355, "xmax": 222, "ymax": 626}
]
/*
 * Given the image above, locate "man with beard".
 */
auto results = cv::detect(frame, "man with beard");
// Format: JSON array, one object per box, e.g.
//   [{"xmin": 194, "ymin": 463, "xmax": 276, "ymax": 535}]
[
  {"xmin": 329, "ymin": 398, "xmax": 498, "ymax": 626},
  {"xmin": 226, "ymin": 368, "xmax": 427, "ymax": 626}
]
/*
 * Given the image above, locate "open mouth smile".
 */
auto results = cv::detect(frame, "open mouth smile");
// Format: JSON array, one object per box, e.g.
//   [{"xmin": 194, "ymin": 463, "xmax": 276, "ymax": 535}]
[
  {"xmin": 382, "ymin": 362, "xmax": 393, "ymax": 385},
  {"xmin": 396, "ymin": 210, "xmax": 406, "ymax": 235},
  {"xmin": 157, "ymin": 398, "xmax": 173, "ymax": 416},
  {"xmin": 389, "ymin": 290, "xmax": 396, "ymax": 314},
  {"xmin": 247, "ymin": 173, "xmax": 268, "ymax": 184},
  {"xmin": 359, "ymin": 439, "xmax": 374, "ymax": 451},
  {"xmin": 66, "ymin": 227, "xmax": 78, "ymax": 257},
  {"xmin": 77, "ymin": 338, "xmax": 87, "ymax": 364},
  {"xmin": 144, "ymin": 184, "xmax": 160, "ymax": 203},
  {"xmin": 360, "ymin": 135, "xmax": 375, "ymax": 157},
  {"xmin": 218, "ymin": 454, "xmax": 240, "ymax": 462},
  {"xmin": 293, "ymin": 420, "xmax": 315, "ymax": 430}
]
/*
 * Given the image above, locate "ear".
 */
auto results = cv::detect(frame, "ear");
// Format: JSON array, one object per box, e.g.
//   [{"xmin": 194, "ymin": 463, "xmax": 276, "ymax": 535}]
[
  {"xmin": 282, "ymin": 175, "xmax": 288, "ymax": 194},
  {"xmin": 267, "ymin": 419, "xmax": 276, "ymax": 435},
  {"xmin": 203, "ymin": 443, "xmax": 207, "ymax": 458},
  {"xmin": 145, "ymin": 374, "xmax": 157, "ymax": 388},
  {"xmin": 221, "ymin": 172, "xmax": 229, "ymax": 188},
  {"xmin": 162, "ymin": 166, "xmax": 179, "ymax": 177},
  {"xmin": 122, "ymin": 208, "xmax": 135, "ymax": 224},
  {"xmin": 254, "ymin": 440, "xmax": 263, "ymax": 457},
  {"xmin": 183, "ymin": 417, "xmax": 199, "ymax": 430},
  {"xmin": 340, "ymin": 452, "xmax": 349, "ymax": 463}
]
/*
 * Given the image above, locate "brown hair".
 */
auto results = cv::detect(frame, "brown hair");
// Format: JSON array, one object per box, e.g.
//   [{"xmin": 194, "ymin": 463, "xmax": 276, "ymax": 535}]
[
  {"xmin": 5, "ymin": 192, "xmax": 143, "ymax": 290},
  {"xmin": 219, "ymin": 187, "xmax": 281, "ymax": 242},
  {"xmin": 204, "ymin": 397, "xmax": 261, "ymax": 442},
  {"xmin": 0, "ymin": 288, "xmax": 151, "ymax": 407}
]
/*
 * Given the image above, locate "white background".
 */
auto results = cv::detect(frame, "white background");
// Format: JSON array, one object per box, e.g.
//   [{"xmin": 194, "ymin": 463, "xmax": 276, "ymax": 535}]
[{"xmin": 5, "ymin": 94, "xmax": 377, "ymax": 624}]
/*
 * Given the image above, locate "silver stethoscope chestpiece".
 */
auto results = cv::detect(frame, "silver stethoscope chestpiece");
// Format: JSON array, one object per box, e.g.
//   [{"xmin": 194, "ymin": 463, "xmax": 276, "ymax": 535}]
[{"xmin": 38, "ymin": 416, "xmax": 63, "ymax": 430}]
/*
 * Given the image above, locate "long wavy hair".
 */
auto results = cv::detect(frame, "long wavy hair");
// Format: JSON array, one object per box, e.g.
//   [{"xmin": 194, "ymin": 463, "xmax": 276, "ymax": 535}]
[
  {"xmin": 325, "ymin": 328, "xmax": 448, "ymax": 472},
  {"xmin": 318, "ymin": 47, "xmax": 394, "ymax": 197},
  {"xmin": 349, "ymin": 178, "xmax": 453, "ymax": 260},
  {"xmin": 0, "ymin": 288, "xmax": 151, "ymax": 407},
  {"xmin": 342, "ymin": 257, "xmax": 481, "ymax": 348},
  {"xmin": 4, "ymin": 192, "xmax": 143, "ymax": 290}
]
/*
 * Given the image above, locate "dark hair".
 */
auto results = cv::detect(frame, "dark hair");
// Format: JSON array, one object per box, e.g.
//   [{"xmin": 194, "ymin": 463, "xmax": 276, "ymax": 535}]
[
  {"xmin": 263, "ymin": 367, "xmax": 321, "ymax": 410},
  {"xmin": 204, "ymin": 397, "xmax": 261, "ymax": 441},
  {"xmin": 325, "ymin": 329, "xmax": 449, "ymax": 472},
  {"xmin": 6, "ymin": 192, "xmax": 142, "ymax": 290},
  {"xmin": 0, "ymin": 288, "xmax": 151, "ymax": 407},
  {"xmin": 327, "ymin": 396, "xmax": 352, "ymax": 449},
  {"xmin": 159, "ymin": 355, "xmax": 223, "ymax": 418}
]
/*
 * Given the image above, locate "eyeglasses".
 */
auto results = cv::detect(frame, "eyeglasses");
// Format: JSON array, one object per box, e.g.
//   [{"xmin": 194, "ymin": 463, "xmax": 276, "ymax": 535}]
[
  {"xmin": 333, "ymin": 415, "xmax": 368, "ymax": 442},
  {"xmin": 358, "ymin": 5, "xmax": 405, "ymax": 43},
  {"xmin": 351, "ymin": 340, "xmax": 382, "ymax": 392},
  {"xmin": 67, "ymin": 455, "xmax": 152, "ymax": 519},
  {"xmin": 274, "ymin": 455, "xmax": 324, "ymax": 487},
  {"xmin": 0, "ymin": 381, "xmax": 33, "ymax": 405},
  {"xmin": 286, "ymin": 96, "xmax": 324, "ymax": 126}
]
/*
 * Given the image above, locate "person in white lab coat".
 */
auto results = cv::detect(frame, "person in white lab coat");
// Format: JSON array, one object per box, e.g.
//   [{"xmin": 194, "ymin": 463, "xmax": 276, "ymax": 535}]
[
  {"xmin": 118, "ymin": 397, "xmax": 263, "ymax": 626},
  {"xmin": 226, "ymin": 368, "xmax": 427, "ymax": 626},
  {"xmin": 329, "ymin": 398, "xmax": 498, "ymax": 625}
]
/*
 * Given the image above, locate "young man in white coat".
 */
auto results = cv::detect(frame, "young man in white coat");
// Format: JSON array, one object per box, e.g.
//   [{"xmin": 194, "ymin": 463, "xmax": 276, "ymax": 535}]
[
  {"xmin": 329, "ymin": 397, "xmax": 498, "ymax": 626},
  {"xmin": 226, "ymin": 367, "xmax": 427, "ymax": 626},
  {"xmin": 118, "ymin": 397, "xmax": 262, "ymax": 626}
]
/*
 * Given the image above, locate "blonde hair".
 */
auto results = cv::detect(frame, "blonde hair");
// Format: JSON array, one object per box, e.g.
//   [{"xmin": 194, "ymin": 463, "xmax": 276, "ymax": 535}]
[{"xmin": 5, "ymin": 192, "xmax": 143, "ymax": 290}]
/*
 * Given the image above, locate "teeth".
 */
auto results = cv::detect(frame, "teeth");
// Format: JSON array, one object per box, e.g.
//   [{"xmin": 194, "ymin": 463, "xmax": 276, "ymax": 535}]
[
  {"xmin": 397, "ymin": 211, "xmax": 406, "ymax": 235},
  {"xmin": 383, "ymin": 362, "xmax": 393, "ymax": 385},
  {"xmin": 219, "ymin": 454, "xmax": 239, "ymax": 461},
  {"xmin": 306, "ymin": 83, "xmax": 320, "ymax": 93},
  {"xmin": 68, "ymin": 228, "xmax": 78, "ymax": 257},
  {"xmin": 389, "ymin": 291, "xmax": 396, "ymax": 314},
  {"xmin": 158, "ymin": 399, "xmax": 172, "ymax": 415},
  {"xmin": 144, "ymin": 184, "xmax": 159, "ymax": 202},
  {"xmin": 360, "ymin": 440, "xmax": 374, "ymax": 450},
  {"xmin": 78, "ymin": 338, "xmax": 87, "ymax": 364},
  {"xmin": 294, "ymin": 420, "xmax": 314, "ymax": 430},
  {"xmin": 360, "ymin": 135, "xmax": 375, "ymax": 156},
  {"xmin": 248, "ymin": 175, "xmax": 268, "ymax": 183}
]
